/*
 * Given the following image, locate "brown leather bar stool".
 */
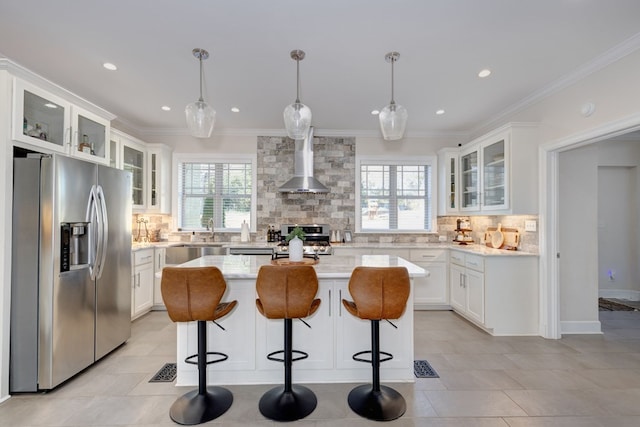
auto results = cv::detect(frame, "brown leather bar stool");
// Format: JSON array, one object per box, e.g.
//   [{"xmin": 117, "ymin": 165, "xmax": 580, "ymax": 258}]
[
  {"xmin": 255, "ymin": 265, "xmax": 321, "ymax": 422},
  {"xmin": 342, "ymin": 266, "xmax": 410, "ymax": 421},
  {"xmin": 161, "ymin": 267, "xmax": 238, "ymax": 425}
]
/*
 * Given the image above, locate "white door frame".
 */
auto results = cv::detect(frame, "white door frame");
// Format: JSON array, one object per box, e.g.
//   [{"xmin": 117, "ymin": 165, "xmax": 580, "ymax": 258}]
[{"xmin": 539, "ymin": 113, "xmax": 640, "ymax": 338}]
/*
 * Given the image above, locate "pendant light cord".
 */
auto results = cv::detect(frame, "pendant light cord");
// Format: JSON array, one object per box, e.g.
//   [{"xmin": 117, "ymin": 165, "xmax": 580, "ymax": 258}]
[
  {"xmin": 295, "ymin": 57, "xmax": 301, "ymax": 104},
  {"xmin": 198, "ymin": 55, "xmax": 205, "ymax": 102},
  {"xmin": 390, "ymin": 56, "xmax": 396, "ymax": 106}
]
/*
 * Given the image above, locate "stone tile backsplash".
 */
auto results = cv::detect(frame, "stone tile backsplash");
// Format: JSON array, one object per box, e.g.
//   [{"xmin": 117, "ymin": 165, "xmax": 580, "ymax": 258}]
[{"xmin": 134, "ymin": 135, "xmax": 539, "ymax": 253}]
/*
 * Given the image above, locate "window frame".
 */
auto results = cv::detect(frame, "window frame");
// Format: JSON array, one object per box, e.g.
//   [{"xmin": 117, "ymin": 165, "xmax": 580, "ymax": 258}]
[
  {"xmin": 172, "ymin": 153, "xmax": 257, "ymax": 232},
  {"xmin": 356, "ymin": 155, "xmax": 438, "ymax": 234}
]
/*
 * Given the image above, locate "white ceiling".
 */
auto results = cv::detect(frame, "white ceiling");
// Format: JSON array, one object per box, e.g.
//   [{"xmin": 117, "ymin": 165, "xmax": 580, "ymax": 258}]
[{"xmin": 1, "ymin": 0, "xmax": 640, "ymax": 138}]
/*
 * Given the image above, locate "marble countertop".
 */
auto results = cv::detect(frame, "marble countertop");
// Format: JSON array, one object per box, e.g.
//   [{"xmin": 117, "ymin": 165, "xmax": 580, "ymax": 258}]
[
  {"xmin": 172, "ymin": 254, "xmax": 427, "ymax": 279},
  {"xmin": 133, "ymin": 240, "xmax": 537, "ymax": 257}
]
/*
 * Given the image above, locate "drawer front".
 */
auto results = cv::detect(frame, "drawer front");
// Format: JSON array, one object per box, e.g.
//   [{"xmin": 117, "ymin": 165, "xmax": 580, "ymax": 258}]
[
  {"xmin": 409, "ymin": 249, "xmax": 447, "ymax": 263},
  {"xmin": 134, "ymin": 249, "xmax": 154, "ymax": 266},
  {"xmin": 449, "ymin": 250, "xmax": 465, "ymax": 266},
  {"xmin": 464, "ymin": 254, "xmax": 484, "ymax": 272}
]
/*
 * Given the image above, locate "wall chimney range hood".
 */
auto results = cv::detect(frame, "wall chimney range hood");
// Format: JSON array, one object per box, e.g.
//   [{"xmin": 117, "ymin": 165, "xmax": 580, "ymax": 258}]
[{"xmin": 278, "ymin": 127, "xmax": 329, "ymax": 193}]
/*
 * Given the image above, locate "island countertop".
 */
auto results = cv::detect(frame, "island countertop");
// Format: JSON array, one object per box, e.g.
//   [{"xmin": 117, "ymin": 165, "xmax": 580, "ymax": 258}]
[{"xmin": 176, "ymin": 254, "xmax": 427, "ymax": 279}]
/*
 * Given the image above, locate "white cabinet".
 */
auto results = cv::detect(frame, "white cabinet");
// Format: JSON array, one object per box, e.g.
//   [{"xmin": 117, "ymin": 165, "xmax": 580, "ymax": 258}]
[
  {"xmin": 112, "ymin": 130, "xmax": 146, "ymax": 210},
  {"xmin": 152, "ymin": 247, "xmax": 166, "ymax": 309},
  {"xmin": 13, "ymin": 78, "xmax": 111, "ymax": 165},
  {"xmin": 449, "ymin": 249, "xmax": 539, "ymax": 335},
  {"xmin": 449, "ymin": 251, "xmax": 484, "ymax": 324},
  {"xmin": 146, "ymin": 143, "xmax": 172, "ymax": 214},
  {"xmin": 438, "ymin": 148, "xmax": 459, "ymax": 215},
  {"xmin": 444, "ymin": 123, "xmax": 539, "ymax": 215},
  {"xmin": 132, "ymin": 249, "xmax": 154, "ymax": 319},
  {"xmin": 409, "ymin": 249, "xmax": 449, "ymax": 309},
  {"xmin": 332, "ymin": 247, "xmax": 370, "ymax": 257}
]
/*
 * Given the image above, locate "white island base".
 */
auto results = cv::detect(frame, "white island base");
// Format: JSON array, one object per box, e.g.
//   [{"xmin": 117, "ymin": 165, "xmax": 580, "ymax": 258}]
[{"xmin": 171, "ymin": 255, "xmax": 426, "ymax": 386}]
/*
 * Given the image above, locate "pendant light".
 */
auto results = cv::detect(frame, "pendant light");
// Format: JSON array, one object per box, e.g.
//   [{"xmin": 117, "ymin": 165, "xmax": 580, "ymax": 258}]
[
  {"xmin": 185, "ymin": 48, "xmax": 216, "ymax": 138},
  {"xmin": 379, "ymin": 51, "xmax": 408, "ymax": 141},
  {"xmin": 283, "ymin": 50, "xmax": 312, "ymax": 140}
]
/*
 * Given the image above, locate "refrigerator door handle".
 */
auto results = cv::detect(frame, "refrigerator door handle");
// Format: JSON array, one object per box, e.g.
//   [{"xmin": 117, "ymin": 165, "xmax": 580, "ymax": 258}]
[
  {"xmin": 85, "ymin": 185, "xmax": 99, "ymax": 280},
  {"xmin": 95, "ymin": 185, "xmax": 109, "ymax": 279}
]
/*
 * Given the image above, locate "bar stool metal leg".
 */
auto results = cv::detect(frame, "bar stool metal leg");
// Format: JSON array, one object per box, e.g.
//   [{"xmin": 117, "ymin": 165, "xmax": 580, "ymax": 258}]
[
  {"xmin": 169, "ymin": 321, "xmax": 233, "ymax": 425},
  {"xmin": 258, "ymin": 319, "xmax": 317, "ymax": 422},
  {"xmin": 347, "ymin": 320, "xmax": 406, "ymax": 421}
]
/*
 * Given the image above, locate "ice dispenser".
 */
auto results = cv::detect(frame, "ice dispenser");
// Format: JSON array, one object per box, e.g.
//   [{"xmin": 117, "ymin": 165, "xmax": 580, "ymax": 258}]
[{"xmin": 60, "ymin": 222, "xmax": 89, "ymax": 271}]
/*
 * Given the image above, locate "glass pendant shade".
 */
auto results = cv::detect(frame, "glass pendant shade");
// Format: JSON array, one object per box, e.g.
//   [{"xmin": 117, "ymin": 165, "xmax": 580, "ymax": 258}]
[
  {"xmin": 379, "ymin": 51, "xmax": 407, "ymax": 141},
  {"xmin": 185, "ymin": 48, "xmax": 215, "ymax": 138},
  {"xmin": 283, "ymin": 102, "xmax": 312, "ymax": 139},
  {"xmin": 284, "ymin": 50, "xmax": 311, "ymax": 139},
  {"xmin": 185, "ymin": 100, "xmax": 216, "ymax": 138},
  {"xmin": 379, "ymin": 103, "xmax": 408, "ymax": 141}
]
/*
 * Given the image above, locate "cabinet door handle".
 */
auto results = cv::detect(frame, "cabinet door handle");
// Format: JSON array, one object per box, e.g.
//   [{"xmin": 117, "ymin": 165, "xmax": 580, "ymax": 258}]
[
  {"xmin": 137, "ymin": 272, "xmax": 141, "ymax": 287},
  {"xmin": 328, "ymin": 289, "xmax": 331, "ymax": 317},
  {"xmin": 339, "ymin": 289, "xmax": 342, "ymax": 316},
  {"xmin": 461, "ymin": 273, "xmax": 465, "ymax": 288}
]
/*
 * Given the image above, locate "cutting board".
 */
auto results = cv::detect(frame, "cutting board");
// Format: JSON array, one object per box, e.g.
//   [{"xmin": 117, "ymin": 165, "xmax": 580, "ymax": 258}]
[{"xmin": 484, "ymin": 226, "xmax": 520, "ymax": 250}]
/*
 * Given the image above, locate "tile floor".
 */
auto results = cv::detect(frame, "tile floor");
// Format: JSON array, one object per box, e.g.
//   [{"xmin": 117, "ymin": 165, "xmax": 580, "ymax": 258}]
[{"xmin": 1, "ymin": 309, "xmax": 640, "ymax": 426}]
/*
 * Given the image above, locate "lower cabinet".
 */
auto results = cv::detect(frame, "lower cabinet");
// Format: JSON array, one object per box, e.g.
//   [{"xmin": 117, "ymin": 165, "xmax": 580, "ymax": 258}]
[
  {"xmin": 131, "ymin": 249, "xmax": 154, "ymax": 319},
  {"xmin": 152, "ymin": 247, "xmax": 166, "ymax": 309},
  {"xmin": 449, "ymin": 251, "xmax": 485, "ymax": 324},
  {"xmin": 409, "ymin": 249, "xmax": 449, "ymax": 309},
  {"xmin": 449, "ymin": 249, "xmax": 538, "ymax": 335}
]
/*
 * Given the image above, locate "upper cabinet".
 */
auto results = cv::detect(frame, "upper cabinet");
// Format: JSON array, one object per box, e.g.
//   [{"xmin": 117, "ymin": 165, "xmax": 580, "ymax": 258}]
[
  {"xmin": 13, "ymin": 78, "xmax": 111, "ymax": 165},
  {"xmin": 146, "ymin": 144, "xmax": 172, "ymax": 214},
  {"xmin": 437, "ymin": 148, "xmax": 459, "ymax": 215},
  {"xmin": 111, "ymin": 130, "xmax": 172, "ymax": 214},
  {"xmin": 440, "ymin": 123, "xmax": 539, "ymax": 215}
]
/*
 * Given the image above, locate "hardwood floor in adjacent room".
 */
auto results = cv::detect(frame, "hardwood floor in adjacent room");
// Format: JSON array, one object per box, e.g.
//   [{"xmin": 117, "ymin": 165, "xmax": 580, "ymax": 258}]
[{"xmin": 2, "ymin": 309, "xmax": 640, "ymax": 426}]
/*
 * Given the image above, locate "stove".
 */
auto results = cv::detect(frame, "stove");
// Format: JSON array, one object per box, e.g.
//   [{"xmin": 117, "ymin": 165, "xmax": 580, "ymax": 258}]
[{"xmin": 277, "ymin": 224, "xmax": 333, "ymax": 255}]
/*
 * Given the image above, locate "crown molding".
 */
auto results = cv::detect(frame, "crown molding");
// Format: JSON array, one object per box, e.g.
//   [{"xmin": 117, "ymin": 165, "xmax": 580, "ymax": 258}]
[{"xmin": 472, "ymin": 31, "xmax": 640, "ymax": 136}]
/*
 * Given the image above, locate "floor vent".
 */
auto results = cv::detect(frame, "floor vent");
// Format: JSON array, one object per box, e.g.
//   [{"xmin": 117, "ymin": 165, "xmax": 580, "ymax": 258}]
[
  {"xmin": 149, "ymin": 363, "xmax": 176, "ymax": 382},
  {"xmin": 414, "ymin": 360, "xmax": 439, "ymax": 378}
]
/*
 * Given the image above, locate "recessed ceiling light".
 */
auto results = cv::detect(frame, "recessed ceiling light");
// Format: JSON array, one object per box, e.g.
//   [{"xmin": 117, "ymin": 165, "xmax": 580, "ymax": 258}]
[
  {"xmin": 103, "ymin": 62, "xmax": 117, "ymax": 71},
  {"xmin": 161, "ymin": 106, "xmax": 171, "ymax": 111},
  {"xmin": 478, "ymin": 69, "xmax": 491, "ymax": 78},
  {"xmin": 231, "ymin": 107, "xmax": 240, "ymax": 113},
  {"xmin": 44, "ymin": 103, "xmax": 58, "ymax": 109},
  {"xmin": 371, "ymin": 110, "xmax": 380, "ymax": 115},
  {"xmin": 436, "ymin": 109, "xmax": 445, "ymax": 115}
]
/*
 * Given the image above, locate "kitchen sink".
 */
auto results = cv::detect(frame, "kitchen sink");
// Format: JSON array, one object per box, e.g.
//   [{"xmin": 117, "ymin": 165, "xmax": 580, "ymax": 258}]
[{"xmin": 165, "ymin": 244, "xmax": 227, "ymax": 265}]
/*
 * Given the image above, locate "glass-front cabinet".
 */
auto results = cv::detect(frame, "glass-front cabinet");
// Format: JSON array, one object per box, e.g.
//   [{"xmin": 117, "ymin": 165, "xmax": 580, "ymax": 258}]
[
  {"xmin": 145, "ymin": 144, "xmax": 172, "ymax": 214},
  {"xmin": 481, "ymin": 137, "xmax": 508, "ymax": 211},
  {"xmin": 438, "ymin": 148, "xmax": 459, "ymax": 215},
  {"xmin": 13, "ymin": 79, "xmax": 70, "ymax": 153},
  {"xmin": 123, "ymin": 142, "xmax": 145, "ymax": 209},
  {"xmin": 13, "ymin": 78, "xmax": 110, "ymax": 165},
  {"xmin": 460, "ymin": 148, "xmax": 479, "ymax": 211}
]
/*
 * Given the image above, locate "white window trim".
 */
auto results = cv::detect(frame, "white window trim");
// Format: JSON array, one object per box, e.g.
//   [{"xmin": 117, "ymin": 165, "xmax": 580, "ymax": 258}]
[
  {"xmin": 172, "ymin": 152, "xmax": 257, "ymax": 232},
  {"xmin": 356, "ymin": 154, "xmax": 438, "ymax": 234}
]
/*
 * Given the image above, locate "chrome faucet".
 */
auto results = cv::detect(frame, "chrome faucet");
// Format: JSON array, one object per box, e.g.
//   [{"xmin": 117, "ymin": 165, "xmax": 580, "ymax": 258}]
[{"xmin": 207, "ymin": 218, "xmax": 215, "ymax": 240}]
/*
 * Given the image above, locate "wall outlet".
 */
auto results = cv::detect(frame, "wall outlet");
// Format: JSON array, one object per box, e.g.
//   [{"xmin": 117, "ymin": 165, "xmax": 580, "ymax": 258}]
[{"xmin": 525, "ymin": 220, "xmax": 537, "ymax": 232}]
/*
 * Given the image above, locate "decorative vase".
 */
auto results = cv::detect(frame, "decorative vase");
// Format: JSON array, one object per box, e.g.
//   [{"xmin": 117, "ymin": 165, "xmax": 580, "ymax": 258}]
[{"xmin": 289, "ymin": 236, "xmax": 304, "ymax": 262}]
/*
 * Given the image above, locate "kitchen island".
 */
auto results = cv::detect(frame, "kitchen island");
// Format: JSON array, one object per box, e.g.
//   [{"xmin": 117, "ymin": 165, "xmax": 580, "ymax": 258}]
[{"xmin": 170, "ymin": 254, "xmax": 426, "ymax": 386}]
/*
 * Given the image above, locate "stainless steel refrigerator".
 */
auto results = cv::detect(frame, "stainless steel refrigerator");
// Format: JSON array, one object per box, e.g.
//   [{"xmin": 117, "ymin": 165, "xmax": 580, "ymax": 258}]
[{"xmin": 10, "ymin": 154, "xmax": 132, "ymax": 392}]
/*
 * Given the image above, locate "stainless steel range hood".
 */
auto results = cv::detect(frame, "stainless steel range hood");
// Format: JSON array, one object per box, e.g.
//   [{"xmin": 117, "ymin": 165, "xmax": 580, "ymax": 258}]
[{"xmin": 278, "ymin": 126, "xmax": 329, "ymax": 193}]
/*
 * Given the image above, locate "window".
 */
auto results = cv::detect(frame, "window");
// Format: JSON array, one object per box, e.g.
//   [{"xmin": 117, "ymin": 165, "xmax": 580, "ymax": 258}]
[
  {"xmin": 358, "ymin": 157, "xmax": 436, "ymax": 232},
  {"xmin": 176, "ymin": 156, "xmax": 255, "ymax": 231}
]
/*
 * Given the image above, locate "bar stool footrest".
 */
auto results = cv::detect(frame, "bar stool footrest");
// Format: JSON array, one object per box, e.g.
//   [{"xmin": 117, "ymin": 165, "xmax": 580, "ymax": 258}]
[
  {"xmin": 259, "ymin": 384, "xmax": 317, "ymax": 422},
  {"xmin": 352, "ymin": 350, "xmax": 393, "ymax": 364},
  {"xmin": 267, "ymin": 349, "xmax": 309, "ymax": 363},
  {"xmin": 347, "ymin": 384, "xmax": 406, "ymax": 422},
  {"xmin": 185, "ymin": 351, "xmax": 228, "ymax": 366},
  {"xmin": 169, "ymin": 386, "xmax": 233, "ymax": 425}
]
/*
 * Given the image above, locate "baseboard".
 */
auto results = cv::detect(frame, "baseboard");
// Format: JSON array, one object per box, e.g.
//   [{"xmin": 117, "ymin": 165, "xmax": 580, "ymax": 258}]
[
  {"xmin": 560, "ymin": 320, "xmax": 602, "ymax": 335},
  {"xmin": 599, "ymin": 289, "xmax": 640, "ymax": 301}
]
